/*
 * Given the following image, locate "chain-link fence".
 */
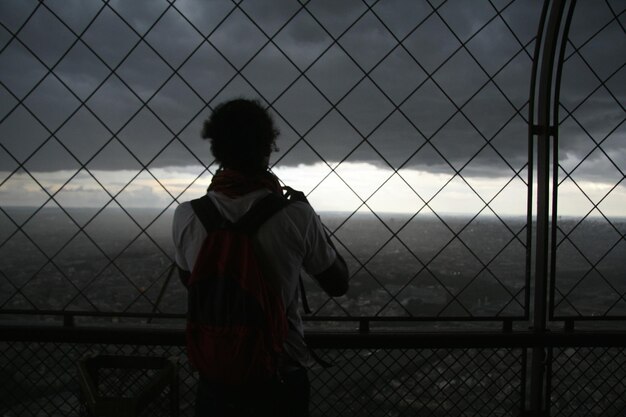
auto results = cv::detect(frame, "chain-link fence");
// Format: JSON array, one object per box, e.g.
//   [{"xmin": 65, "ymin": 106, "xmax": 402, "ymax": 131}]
[
  {"xmin": 1, "ymin": 0, "xmax": 543, "ymax": 321},
  {"xmin": 2, "ymin": 333, "xmax": 625, "ymax": 416},
  {"xmin": 551, "ymin": 0, "xmax": 626, "ymax": 320},
  {"xmin": 0, "ymin": 337, "xmax": 527, "ymax": 417},
  {"xmin": 0, "ymin": 341, "xmax": 191, "ymax": 416},
  {"xmin": 549, "ymin": 346, "xmax": 626, "ymax": 417},
  {"xmin": 1, "ymin": 0, "xmax": 625, "ymax": 416}
]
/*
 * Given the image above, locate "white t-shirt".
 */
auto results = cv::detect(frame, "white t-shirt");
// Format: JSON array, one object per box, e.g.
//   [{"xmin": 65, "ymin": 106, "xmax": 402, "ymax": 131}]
[{"xmin": 172, "ymin": 189, "xmax": 337, "ymax": 367}]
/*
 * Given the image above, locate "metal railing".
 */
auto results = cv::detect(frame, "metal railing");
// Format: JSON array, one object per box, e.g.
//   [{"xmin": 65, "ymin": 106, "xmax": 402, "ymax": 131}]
[{"xmin": 1, "ymin": 314, "xmax": 625, "ymax": 416}]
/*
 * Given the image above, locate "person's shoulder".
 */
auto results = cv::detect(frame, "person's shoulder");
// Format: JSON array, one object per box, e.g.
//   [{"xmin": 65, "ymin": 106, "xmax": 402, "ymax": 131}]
[
  {"xmin": 282, "ymin": 200, "xmax": 317, "ymax": 219},
  {"xmin": 276, "ymin": 201, "xmax": 321, "ymax": 233},
  {"xmin": 173, "ymin": 200, "xmax": 196, "ymax": 226},
  {"xmin": 174, "ymin": 200, "xmax": 193, "ymax": 214}
]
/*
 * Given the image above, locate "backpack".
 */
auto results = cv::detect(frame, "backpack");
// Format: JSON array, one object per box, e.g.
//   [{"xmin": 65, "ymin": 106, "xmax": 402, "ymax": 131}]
[{"xmin": 185, "ymin": 193, "xmax": 290, "ymax": 385}]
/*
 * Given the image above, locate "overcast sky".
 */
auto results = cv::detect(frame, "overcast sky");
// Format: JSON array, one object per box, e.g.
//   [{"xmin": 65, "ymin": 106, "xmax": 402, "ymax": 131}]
[{"xmin": 0, "ymin": 0, "xmax": 624, "ymax": 215}]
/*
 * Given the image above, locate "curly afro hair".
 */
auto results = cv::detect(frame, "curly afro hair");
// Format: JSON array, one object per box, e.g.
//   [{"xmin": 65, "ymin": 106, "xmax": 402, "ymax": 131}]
[{"xmin": 201, "ymin": 98, "xmax": 279, "ymax": 173}]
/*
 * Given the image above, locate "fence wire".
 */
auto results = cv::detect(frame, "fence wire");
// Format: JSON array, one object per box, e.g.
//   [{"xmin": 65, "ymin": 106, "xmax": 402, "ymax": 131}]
[
  {"xmin": 0, "ymin": 340, "xmax": 528, "ymax": 417},
  {"xmin": 549, "ymin": 346, "xmax": 626, "ymax": 417},
  {"xmin": 2, "ymin": 339, "xmax": 624, "ymax": 417},
  {"xmin": 552, "ymin": 0, "xmax": 626, "ymax": 319},
  {"xmin": 0, "ymin": 1, "xmax": 624, "ymax": 416},
  {"xmin": 0, "ymin": 0, "xmax": 541, "ymax": 320}
]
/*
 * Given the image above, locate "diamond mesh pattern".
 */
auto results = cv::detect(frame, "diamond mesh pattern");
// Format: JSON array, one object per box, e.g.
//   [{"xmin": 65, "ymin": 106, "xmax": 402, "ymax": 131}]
[
  {"xmin": 0, "ymin": 341, "xmax": 192, "ymax": 417},
  {"xmin": 311, "ymin": 347, "xmax": 524, "ymax": 416},
  {"xmin": 0, "ymin": 0, "xmax": 540, "ymax": 320},
  {"xmin": 0, "ymin": 341, "xmax": 525, "ymax": 417},
  {"xmin": 550, "ymin": 347, "xmax": 626, "ymax": 417},
  {"xmin": 553, "ymin": 0, "xmax": 626, "ymax": 319},
  {"xmin": 0, "ymin": 2, "xmax": 623, "ymax": 416}
]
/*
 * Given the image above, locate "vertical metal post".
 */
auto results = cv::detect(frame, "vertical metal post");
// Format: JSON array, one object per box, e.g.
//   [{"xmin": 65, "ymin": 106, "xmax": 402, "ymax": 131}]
[
  {"xmin": 530, "ymin": 1, "xmax": 554, "ymax": 415},
  {"xmin": 528, "ymin": 0, "xmax": 576, "ymax": 415},
  {"xmin": 549, "ymin": 0, "xmax": 578, "ymax": 324}
]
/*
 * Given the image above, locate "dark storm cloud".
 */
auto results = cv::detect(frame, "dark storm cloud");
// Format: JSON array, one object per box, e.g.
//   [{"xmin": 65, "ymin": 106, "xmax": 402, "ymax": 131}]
[{"xmin": 0, "ymin": 0, "xmax": 623, "ymax": 182}]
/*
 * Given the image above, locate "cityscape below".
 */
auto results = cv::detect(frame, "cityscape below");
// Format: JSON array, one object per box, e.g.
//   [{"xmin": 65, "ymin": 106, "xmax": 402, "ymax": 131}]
[{"xmin": 1, "ymin": 206, "xmax": 623, "ymax": 321}]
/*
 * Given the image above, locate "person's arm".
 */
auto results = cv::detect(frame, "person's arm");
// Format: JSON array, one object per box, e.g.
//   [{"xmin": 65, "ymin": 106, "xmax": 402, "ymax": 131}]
[
  {"xmin": 172, "ymin": 203, "xmax": 192, "ymax": 288},
  {"xmin": 313, "ymin": 232, "xmax": 349, "ymax": 297},
  {"xmin": 283, "ymin": 186, "xmax": 349, "ymax": 297}
]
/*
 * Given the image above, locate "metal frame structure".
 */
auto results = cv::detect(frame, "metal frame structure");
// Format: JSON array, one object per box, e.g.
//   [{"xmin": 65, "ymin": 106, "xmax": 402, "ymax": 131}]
[
  {"xmin": 527, "ymin": 0, "xmax": 625, "ymax": 414},
  {"xmin": 1, "ymin": 312, "xmax": 625, "ymax": 416},
  {"xmin": 547, "ymin": 0, "xmax": 626, "ymax": 323},
  {"xmin": 528, "ymin": 0, "xmax": 574, "ymax": 413},
  {"xmin": 1, "ymin": 0, "xmax": 625, "ymax": 416}
]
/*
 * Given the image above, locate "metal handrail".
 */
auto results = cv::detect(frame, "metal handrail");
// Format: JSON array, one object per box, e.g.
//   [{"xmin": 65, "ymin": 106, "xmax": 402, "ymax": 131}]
[
  {"xmin": 0, "ymin": 309, "xmax": 525, "ymax": 321},
  {"xmin": 2, "ymin": 322, "xmax": 625, "ymax": 349},
  {"xmin": 0, "ymin": 309, "xmax": 527, "ymax": 328}
]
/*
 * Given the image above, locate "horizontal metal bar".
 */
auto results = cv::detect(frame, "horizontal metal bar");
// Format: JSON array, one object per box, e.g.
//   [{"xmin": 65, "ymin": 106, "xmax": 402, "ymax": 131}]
[
  {"xmin": 0, "ymin": 309, "xmax": 186, "ymax": 319},
  {"xmin": 0, "ymin": 309, "xmax": 527, "ymax": 322},
  {"xmin": 0, "ymin": 325, "xmax": 185, "ymax": 346},
  {"xmin": 306, "ymin": 316, "xmax": 524, "ymax": 323},
  {"xmin": 550, "ymin": 315, "xmax": 626, "ymax": 321},
  {"xmin": 1, "ymin": 324, "xmax": 625, "ymax": 349},
  {"xmin": 4, "ymin": 309, "xmax": 624, "ymax": 324},
  {"xmin": 307, "ymin": 331, "xmax": 626, "ymax": 349},
  {"xmin": 530, "ymin": 124, "xmax": 557, "ymax": 136}
]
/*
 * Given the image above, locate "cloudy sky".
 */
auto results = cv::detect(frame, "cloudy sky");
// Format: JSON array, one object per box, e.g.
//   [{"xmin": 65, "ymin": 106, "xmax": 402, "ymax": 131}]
[{"xmin": 0, "ymin": 0, "xmax": 624, "ymax": 216}]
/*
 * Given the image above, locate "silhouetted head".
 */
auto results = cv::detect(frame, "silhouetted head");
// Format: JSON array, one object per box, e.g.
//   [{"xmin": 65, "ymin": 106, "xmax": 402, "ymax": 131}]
[{"xmin": 201, "ymin": 98, "xmax": 279, "ymax": 173}]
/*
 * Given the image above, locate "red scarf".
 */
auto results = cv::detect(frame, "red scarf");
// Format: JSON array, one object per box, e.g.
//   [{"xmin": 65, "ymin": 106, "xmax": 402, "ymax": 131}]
[{"xmin": 208, "ymin": 168, "xmax": 282, "ymax": 198}]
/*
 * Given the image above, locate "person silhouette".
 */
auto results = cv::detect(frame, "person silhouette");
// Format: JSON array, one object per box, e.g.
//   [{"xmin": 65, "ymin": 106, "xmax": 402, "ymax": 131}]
[{"xmin": 172, "ymin": 98, "xmax": 348, "ymax": 417}]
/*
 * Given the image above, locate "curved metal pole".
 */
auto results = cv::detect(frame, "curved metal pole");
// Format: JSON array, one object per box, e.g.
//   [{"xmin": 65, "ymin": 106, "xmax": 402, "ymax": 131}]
[
  {"xmin": 525, "ymin": 0, "xmax": 551, "ymax": 327},
  {"xmin": 526, "ymin": 0, "xmax": 551, "ymax": 329},
  {"xmin": 528, "ymin": 0, "xmax": 577, "ymax": 414},
  {"xmin": 548, "ymin": 0, "xmax": 578, "ymax": 323}
]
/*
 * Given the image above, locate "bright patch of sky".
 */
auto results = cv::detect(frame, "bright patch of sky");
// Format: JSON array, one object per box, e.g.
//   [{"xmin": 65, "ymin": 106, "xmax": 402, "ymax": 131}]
[{"xmin": 2, "ymin": 162, "xmax": 624, "ymax": 217}]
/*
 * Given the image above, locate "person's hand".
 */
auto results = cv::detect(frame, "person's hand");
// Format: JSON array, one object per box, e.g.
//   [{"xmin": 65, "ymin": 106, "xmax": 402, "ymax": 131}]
[{"xmin": 283, "ymin": 186, "xmax": 309, "ymax": 204}]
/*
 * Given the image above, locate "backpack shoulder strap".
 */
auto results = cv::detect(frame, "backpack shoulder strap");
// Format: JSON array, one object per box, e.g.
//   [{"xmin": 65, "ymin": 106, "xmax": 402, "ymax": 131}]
[
  {"xmin": 190, "ymin": 195, "xmax": 229, "ymax": 232},
  {"xmin": 236, "ymin": 193, "xmax": 290, "ymax": 234}
]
